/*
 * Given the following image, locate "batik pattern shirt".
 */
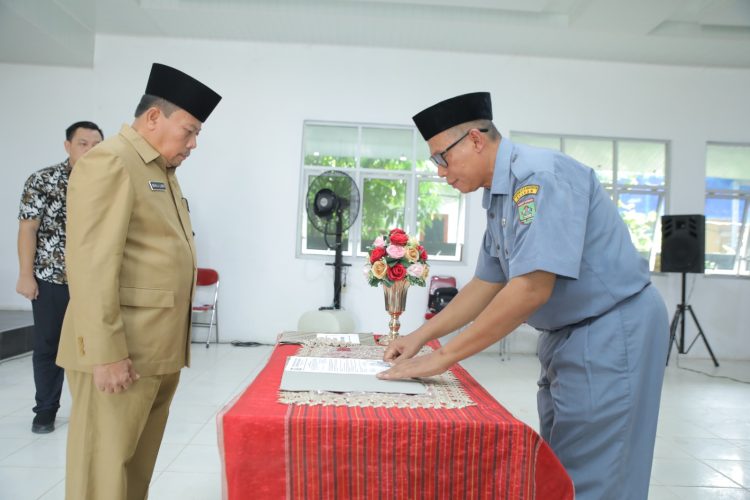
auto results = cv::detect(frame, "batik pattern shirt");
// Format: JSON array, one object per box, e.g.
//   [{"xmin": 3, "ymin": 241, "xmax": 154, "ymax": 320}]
[{"xmin": 18, "ymin": 159, "xmax": 71, "ymax": 285}]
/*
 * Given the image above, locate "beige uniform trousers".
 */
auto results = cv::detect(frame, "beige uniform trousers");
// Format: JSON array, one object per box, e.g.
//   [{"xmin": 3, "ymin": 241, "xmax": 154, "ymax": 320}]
[{"xmin": 64, "ymin": 369, "xmax": 180, "ymax": 500}]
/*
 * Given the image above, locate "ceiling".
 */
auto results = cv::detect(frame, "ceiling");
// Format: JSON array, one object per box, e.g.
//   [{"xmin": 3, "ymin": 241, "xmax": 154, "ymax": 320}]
[{"xmin": 1, "ymin": 0, "xmax": 749, "ymax": 68}]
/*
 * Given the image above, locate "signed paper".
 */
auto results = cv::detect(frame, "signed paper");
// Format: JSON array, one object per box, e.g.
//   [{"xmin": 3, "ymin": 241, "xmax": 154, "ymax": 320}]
[
  {"xmin": 285, "ymin": 356, "xmax": 387, "ymax": 375},
  {"xmin": 280, "ymin": 356, "xmax": 427, "ymax": 395}
]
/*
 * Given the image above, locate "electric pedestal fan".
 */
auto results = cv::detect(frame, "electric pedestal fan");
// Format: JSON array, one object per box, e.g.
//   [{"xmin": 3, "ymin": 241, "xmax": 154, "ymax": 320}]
[{"xmin": 306, "ymin": 170, "xmax": 360, "ymax": 310}]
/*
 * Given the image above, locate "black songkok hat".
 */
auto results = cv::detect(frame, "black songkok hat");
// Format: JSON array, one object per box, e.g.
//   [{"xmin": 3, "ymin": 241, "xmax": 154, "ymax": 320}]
[
  {"xmin": 412, "ymin": 92, "xmax": 493, "ymax": 140},
  {"xmin": 145, "ymin": 63, "xmax": 222, "ymax": 122}
]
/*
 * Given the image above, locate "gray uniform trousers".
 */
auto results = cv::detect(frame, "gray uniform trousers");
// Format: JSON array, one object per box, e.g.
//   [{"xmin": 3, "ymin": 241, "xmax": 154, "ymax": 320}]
[{"xmin": 537, "ymin": 284, "xmax": 668, "ymax": 500}]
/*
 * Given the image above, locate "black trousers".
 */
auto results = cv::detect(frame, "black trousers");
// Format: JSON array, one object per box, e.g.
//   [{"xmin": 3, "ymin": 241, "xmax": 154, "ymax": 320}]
[{"xmin": 31, "ymin": 279, "xmax": 69, "ymax": 414}]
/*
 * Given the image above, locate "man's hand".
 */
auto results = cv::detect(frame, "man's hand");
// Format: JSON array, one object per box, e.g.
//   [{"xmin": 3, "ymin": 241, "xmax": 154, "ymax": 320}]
[
  {"xmin": 93, "ymin": 358, "xmax": 140, "ymax": 393},
  {"xmin": 377, "ymin": 350, "xmax": 453, "ymax": 380},
  {"xmin": 16, "ymin": 275, "xmax": 38, "ymax": 300},
  {"xmin": 383, "ymin": 332, "xmax": 426, "ymax": 364}
]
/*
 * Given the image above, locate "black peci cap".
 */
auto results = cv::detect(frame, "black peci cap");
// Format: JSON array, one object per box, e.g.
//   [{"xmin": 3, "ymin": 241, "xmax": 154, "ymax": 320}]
[
  {"xmin": 412, "ymin": 92, "xmax": 492, "ymax": 140},
  {"xmin": 145, "ymin": 63, "xmax": 221, "ymax": 122}
]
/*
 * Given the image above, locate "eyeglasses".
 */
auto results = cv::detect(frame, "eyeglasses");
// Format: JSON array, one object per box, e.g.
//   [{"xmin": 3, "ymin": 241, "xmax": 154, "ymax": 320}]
[{"xmin": 429, "ymin": 128, "xmax": 488, "ymax": 168}]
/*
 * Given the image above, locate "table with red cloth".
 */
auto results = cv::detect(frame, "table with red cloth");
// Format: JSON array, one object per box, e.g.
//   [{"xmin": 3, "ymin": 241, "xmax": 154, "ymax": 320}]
[{"xmin": 218, "ymin": 342, "xmax": 573, "ymax": 500}]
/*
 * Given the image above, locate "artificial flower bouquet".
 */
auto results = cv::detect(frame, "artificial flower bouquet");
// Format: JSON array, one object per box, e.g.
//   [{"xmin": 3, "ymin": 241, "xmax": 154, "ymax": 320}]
[{"xmin": 364, "ymin": 228, "xmax": 429, "ymax": 287}]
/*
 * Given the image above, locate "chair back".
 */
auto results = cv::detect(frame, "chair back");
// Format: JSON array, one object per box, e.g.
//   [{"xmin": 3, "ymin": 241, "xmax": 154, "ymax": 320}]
[
  {"xmin": 196, "ymin": 268, "xmax": 219, "ymax": 286},
  {"xmin": 428, "ymin": 275, "xmax": 456, "ymax": 295},
  {"xmin": 426, "ymin": 275, "xmax": 458, "ymax": 318}
]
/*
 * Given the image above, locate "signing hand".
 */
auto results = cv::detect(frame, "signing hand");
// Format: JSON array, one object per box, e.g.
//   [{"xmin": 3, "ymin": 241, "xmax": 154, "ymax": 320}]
[
  {"xmin": 377, "ymin": 350, "xmax": 452, "ymax": 380},
  {"xmin": 383, "ymin": 333, "xmax": 426, "ymax": 364},
  {"xmin": 93, "ymin": 358, "xmax": 140, "ymax": 393},
  {"xmin": 16, "ymin": 275, "xmax": 38, "ymax": 300}
]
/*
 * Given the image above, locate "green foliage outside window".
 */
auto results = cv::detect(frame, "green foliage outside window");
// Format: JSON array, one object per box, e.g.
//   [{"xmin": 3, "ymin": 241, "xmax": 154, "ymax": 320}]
[{"xmin": 302, "ymin": 123, "xmax": 463, "ymax": 260}]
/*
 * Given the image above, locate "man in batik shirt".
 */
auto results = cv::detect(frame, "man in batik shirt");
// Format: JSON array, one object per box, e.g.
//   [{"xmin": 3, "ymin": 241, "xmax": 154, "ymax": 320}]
[{"xmin": 16, "ymin": 121, "xmax": 103, "ymax": 433}]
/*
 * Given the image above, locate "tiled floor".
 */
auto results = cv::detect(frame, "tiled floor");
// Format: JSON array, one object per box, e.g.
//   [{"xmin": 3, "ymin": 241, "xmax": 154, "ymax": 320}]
[{"xmin": 1, "ymin": 343, "xmax": 749, "ymax": 499}]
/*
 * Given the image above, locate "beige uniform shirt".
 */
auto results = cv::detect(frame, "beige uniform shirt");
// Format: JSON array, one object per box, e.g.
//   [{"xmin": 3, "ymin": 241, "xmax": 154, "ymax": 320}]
[{"xmin": 58, "ymin": 124, "xmax": 196, "ymax": 376}]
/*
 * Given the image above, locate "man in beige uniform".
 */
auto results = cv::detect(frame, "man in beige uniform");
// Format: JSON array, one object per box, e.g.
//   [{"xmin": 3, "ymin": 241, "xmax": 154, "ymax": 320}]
[{"xmin": 57, "ymin": 63, "xmax": 221, "ymax": 500}]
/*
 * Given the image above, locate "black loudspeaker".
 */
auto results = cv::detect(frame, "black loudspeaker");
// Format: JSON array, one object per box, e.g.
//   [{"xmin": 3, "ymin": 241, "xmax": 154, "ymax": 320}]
[{"xmin": 661, "ymin": 214, "xmax": 705, "ymax": 273}]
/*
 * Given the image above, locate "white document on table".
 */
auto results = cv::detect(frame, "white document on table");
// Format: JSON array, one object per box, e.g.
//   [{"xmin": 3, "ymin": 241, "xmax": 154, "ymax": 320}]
[{"xmin": 280, "ymin": 356, "xmax": 427, "ymax": 395}]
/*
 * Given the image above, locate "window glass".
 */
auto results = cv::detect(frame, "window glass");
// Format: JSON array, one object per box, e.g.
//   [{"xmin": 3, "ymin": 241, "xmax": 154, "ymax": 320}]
[
  {"xmin": 742, "ymin": 226, "xmax": 750, "ymax": 275},
  {"xmin": 512, "ymin": 133, "xmax": 561, "ymax": 151},
  {"xmin": 704, "ymin": 196, "xmax": 746, "ymax": 272},
  {"xmin": 303, "ymin": 124, "xmax": 356, "ymax": 168},
  {"xmin": 415, "ymin": 139, "xmax": 436, "ymax": 174},
  {"xmin": 618, "ymin": 141, "xmax": 666, "ymax": 187},
  {"xmin": 417, "ymin": 180, "xmax": 462, "ymax": 257},
  {"xmin": 301, "ymin": 122, "xmax": 466, "ymax": 260},
  {"xmin": 706, "ymin": 144, "xmax": 750, "ymax": 191},
  {"xmin": 359, "ymin": 177, "xmax": 406, "ymax": 253},
  {"xmin": 361, "ymin": 127, "xmax": 412, "ymax": 171},
  {"xmin": 618, "ymin": 192, "xmax": 663, "ymax": 261},
  {"xmin": 564, "ymin": 138, "xmax": 613, "ymax": 184},
  {"xmin": 704, "ymin": 144, "xmax": 750, "ymax": 276}
]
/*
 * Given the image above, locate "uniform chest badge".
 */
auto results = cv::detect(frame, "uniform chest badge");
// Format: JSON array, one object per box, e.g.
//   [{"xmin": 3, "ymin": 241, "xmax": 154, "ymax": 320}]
[
  {"xmin": 148, "ymin": 181, "xmax": 167, "ymax": 192},
  {"xmin": 513, "ymin": 184, "xmax": 539, "ymax": 225},
  {"xmin": 518, "ymin": 198, "xmax": 536, "ymax": 225}
]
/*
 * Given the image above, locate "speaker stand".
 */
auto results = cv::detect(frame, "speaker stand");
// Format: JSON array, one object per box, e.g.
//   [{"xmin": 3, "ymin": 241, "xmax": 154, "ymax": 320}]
[{"xmin": 666, "ymin": 273, "xmax": 719, "ymax": 367}]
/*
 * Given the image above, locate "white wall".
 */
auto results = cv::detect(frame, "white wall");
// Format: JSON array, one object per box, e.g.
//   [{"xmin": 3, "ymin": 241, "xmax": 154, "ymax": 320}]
[{"xmin": 1, "ymin": 34, "xmax": 748, "ymax": 358}]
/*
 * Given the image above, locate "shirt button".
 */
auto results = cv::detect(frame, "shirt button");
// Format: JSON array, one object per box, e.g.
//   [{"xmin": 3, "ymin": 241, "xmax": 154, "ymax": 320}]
[
  {"xmin": 496, "ymin": 244, "xmax": 501, "ymax": 251},
  {"xmin": 489, "ymin": 212, "xmax": 495, "ymax": 219},
  {"xmin": 505, "ymin": 248, "xmax": 510, "ymax": 257},
  {"xmin": 501, "ymin": 217, "xmax": 506, "ymax": 227}
]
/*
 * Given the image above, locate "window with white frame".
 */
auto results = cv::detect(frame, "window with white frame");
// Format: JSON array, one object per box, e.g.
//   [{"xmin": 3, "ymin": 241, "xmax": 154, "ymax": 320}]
[
  {"xmin": 511, "ymin": 132, "xmax": 668, "ymax": 272},
  {"xmin": 299, "ymin": 121, "xmax": 465, "ymax": 260},
  {"xmin": 704, "ymin": 143, "xmax": 750, "ymax": 276}
]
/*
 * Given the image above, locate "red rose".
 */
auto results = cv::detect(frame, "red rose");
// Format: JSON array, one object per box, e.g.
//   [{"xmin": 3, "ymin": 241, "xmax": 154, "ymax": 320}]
[
  {"xmin": 369, "ymin": 247, "xmax": 386, "ymax": 263},
  {"xmin": 390, "ymin": 232, "xmax": 409, "ymax": 246},
  {"xmin": 387, "ymin": 263, "xmax": 407, "ymax": 281},
  {"xmin": 418, "ymin": 245, "xmax": 428, "ymax": 261},
  {"xmin": 389, "ymin": 227, "xmax": 405, "ymax": 236}
]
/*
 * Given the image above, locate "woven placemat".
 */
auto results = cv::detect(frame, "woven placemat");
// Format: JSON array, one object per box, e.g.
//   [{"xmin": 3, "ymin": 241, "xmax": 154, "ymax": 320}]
[{"xmin": 278, "ymin": 343, "xmax": 476, "ymax": 409}]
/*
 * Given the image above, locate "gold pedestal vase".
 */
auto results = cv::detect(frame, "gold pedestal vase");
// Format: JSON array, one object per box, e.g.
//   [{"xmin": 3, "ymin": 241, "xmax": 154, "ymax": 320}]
[{"xmin": 380, "ymin": 280, "xmax": 410, "ymax": 346}]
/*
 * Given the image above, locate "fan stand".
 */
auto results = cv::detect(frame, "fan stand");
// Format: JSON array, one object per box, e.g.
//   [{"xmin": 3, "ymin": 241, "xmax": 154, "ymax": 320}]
[
  {"xmin": 321, "ymin": 209, "xmax": 351, "ymax": 310},
  {"xmin": 299, "ymin": 171, "xmax": 359, "ymax": 334},
  {"xmin": 297, "ymin": 208, "xmax": 356, "ymax": 334}
]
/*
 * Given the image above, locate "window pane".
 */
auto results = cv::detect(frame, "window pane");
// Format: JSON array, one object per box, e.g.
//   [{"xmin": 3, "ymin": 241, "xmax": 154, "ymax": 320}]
[
  {"xmin": 415, "ymin": 139, "xmax": 436, "ymax": 174},
  {"xmin": 512, "ymin": 133, "xmax": 561, "ymax": 150},
  {"xmin": 705, "ymin": 196, "xmax": 746, "ymax": 271},
  {"xmin": 706, "ymin": 144, "xmax": 750, "ymax": 191},
  {"xmin": 564, "ymin": 138, "xmax": 613, "ymax": 184},
  {"xmin": 303, "ymin": 124, "xmax": 356, "ymax": 168},
  {"xmin": 618, "ymin": 141, "xmax": 666, "ymax": 187},
  {"xmin": 417, "ymin": 181, "xmax": 461, "ymax": 258},
  {"xmin": 742, "ymin": 224, "xmax": 750, "ymax": 276},
  {"xmin": 361, "ymin": 127, "xmax": 412, "ymax": 171},
  {"xmin": 359, "ymin": 177, "xmax": 406, "ymax": 252},
  {"xmin": 618, "ymin": 192, "xmax": 661, "ymax": 261},
  {"xmin": 304, "ymin": 174, "xmax": 351, "ymax": 251}
]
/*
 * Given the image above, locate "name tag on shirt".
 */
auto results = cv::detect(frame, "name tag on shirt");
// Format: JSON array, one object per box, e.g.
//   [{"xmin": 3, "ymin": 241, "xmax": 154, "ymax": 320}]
[{"xmin": 149, "ymin": 181, "xmax": 166, "ymax": 192}]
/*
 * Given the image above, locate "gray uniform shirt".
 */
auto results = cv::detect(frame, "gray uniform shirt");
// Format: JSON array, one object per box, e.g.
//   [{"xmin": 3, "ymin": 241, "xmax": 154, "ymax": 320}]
[{"xmin": 475, "ymin": 138, "xmax": 650, "ymax": 331}]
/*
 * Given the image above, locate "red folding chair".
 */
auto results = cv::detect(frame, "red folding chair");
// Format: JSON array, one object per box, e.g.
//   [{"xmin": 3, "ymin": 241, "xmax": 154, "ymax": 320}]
[{"xmin": 192, "ymin": 268, "xmax": 220, "ymax": 348}]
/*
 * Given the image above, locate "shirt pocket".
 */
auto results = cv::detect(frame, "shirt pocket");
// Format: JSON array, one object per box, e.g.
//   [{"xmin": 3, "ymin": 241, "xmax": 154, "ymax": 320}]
[{"xmin": 119, "ymin": 287, "xmax": 174, "ymax": 308}]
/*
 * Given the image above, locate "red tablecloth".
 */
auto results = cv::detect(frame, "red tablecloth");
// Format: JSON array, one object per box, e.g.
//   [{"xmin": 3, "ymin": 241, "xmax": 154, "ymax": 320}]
[{"xmin": 219, "ymin": 343, "xmax": 573, "ymax": 499}]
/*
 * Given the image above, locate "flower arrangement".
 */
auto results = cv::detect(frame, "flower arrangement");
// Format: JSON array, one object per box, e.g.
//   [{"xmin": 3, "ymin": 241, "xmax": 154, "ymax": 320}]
[{"xmin": 364, "ymin": 228, "xmax": 429, "ymax": 287}]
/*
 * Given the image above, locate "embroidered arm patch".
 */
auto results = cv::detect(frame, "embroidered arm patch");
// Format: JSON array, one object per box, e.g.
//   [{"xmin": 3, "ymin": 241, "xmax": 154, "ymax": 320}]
[{"xmin": 513, "ymin": 184, "xmax": 539, "ymax": 225}]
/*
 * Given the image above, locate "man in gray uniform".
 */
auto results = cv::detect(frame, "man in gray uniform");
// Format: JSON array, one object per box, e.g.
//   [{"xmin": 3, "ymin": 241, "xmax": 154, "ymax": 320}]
[{"xmin": 378, "ymin": 92, "xmax": 668, "ymax": 499}]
